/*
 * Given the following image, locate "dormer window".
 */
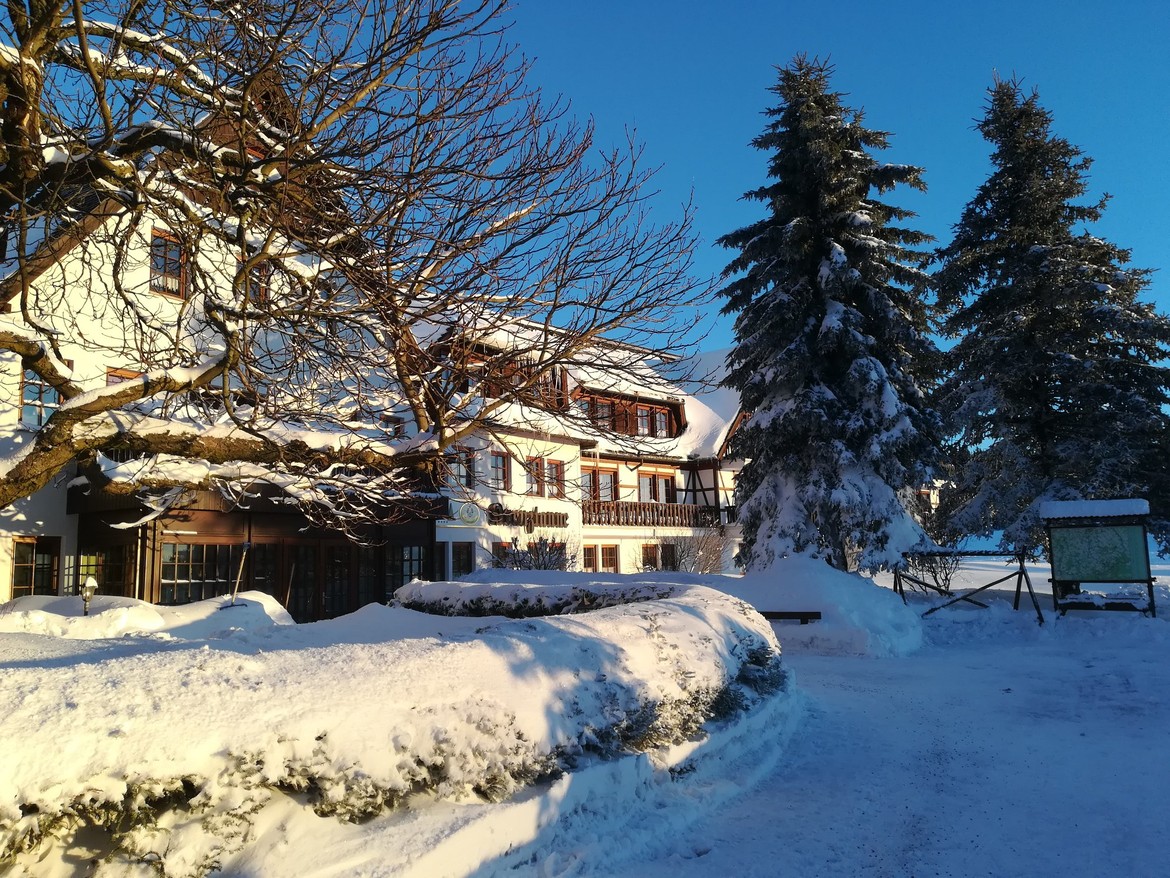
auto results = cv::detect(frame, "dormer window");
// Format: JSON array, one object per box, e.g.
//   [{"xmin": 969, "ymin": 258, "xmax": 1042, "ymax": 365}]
[
  {"xmin": 577, "ymin": 395, "xmax": 615, "ymax": 430},
  {"xmin": 150, "ymin": 231, "xmax": 186, "ymax": 298},
  {"xmin": 636, "ymin": 404, "xmax": 673, "ymax": 438},
  {"xmin": 380, "ymin": 415, "xmax": 406, "ymax": 439}
]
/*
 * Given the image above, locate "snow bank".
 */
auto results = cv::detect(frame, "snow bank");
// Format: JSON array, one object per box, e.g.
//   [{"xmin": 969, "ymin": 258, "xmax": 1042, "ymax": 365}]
[
  {"xmin": 0, "ymin": 592, "xmax": 293, "ymax": 639},
  {"xmin": 715, "ymin": 555, "xmax": 924, "ymax": 657},
  {"xmin": 398, "ymin": 563, "xmax": 922, "ymax": 658},
  {"xmin": 0, "ymin": 583, "xmax": 791, "ymax": 876}
]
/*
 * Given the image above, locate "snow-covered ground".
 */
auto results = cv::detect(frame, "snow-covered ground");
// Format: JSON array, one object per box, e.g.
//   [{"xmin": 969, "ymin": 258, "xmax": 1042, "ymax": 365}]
[{"xmin": 3, "ymin": 557, "xmax": 1169, "ymax": 876}]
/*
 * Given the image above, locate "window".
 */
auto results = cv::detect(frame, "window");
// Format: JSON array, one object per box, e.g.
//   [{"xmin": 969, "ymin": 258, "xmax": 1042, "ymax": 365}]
[
  {"xmin": 582, "ymin": 467, "xmax": 617, "ymax": 502},
  {"xmin": 323, "ymin": 544, "xmax": 354, "ymax": 618},
  {"xmin": 448, "ymin": 447, "xmax": 475, "ymax": 489},
  {"xmin": 537, "ymin": 366, "xmax": 567, "ymax": 406},
  {"xmin": 582, "ymin": 545, "xmax": 597, "ymax": 572},
  {"xmin": 381, "ymin": 415, "xmax": 406, "ymax": 439},
  {"xmin": 150, "ymin": 231, "xmax": 186, "ymax": 297},
  {"xmin": 389, "ymin": 544, "xmax": 429, "ymax": 589},
  {"xmin": 594, "ymin": 400, "xmax": 614, "ymax": 430},
  {"xmin": 490, "ymin": 450, "xmax": 511, "ymax": 491},
  {"xmin": 21, "ymin": 370, "xmax": 61, "ymax": 427},
  {"xmin": 638, "ymin": 475, "xmax": 654, "ymax": 503},
  {"xmin": 642, "ymin": 544, "xmax": 659, "ymax": 571},
  {"xmin": 527, "ymin": 538, "xmax": 568, "ymax": 570},
  {"xmin": 492, "ymin": 542, "xmax": 510, "ymax": 568},
  {"xmin": 243, "ymin": 260, "xmax": 270, "ymax": 304},
  {"xmin": 662, "ymin": 476, "xmax": 677, "ymax": 504},
  {"xmin": 12, "ymin": 537, "xmax": 59, "ymax": 598},
  {"xmin": 601, "ymin": 545, "xmax": 619, "ymax": 573},
  {"xmin": 78, "ymin": 546, "xmax": 130, "ymax": 597},
  {"xmin": 655, "ymin": 410, "xmax": 669, "ymax": 437},
  {"xmin": 635, "ymin": 404, "xmax": 672, "ymax": 438},
  {"xmin": 661, "ymin": 543, "xmax": 678, "ymax": 572},
  {"xmin": 525, "ymin": 456, "xmax": 544, "ymax": 496},
  {"xmin": 577, "ymin": 395, "xmax": 615, "ymax": 430},
  {"xmin": 159, "ymin": 542, "xmax": 243, "ymax": 605},
  {"xmin": 545, "ymin": 460, "xmax": 566, "ymax": 499},
  {"xmin": 638, "ymin": 472, "xmax": 676, "ymax": 503},
  {"xmin": 106, "ymin": 368, "xmax": 143, "ymax": 386},
  {"xmin": 452, "ymin": 542, "xmax": 475, "ymax": 578}
]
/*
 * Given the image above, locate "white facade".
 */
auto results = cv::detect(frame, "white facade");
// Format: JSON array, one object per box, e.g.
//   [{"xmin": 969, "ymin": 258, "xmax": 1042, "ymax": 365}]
[{"xmin": 0, "ymin": 209, "xmax": 745, "ymax": 606}]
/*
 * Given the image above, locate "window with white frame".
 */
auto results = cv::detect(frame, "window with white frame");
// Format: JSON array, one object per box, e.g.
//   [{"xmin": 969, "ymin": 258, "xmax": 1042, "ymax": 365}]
[
  {"xmin": 489, "ymin": 449, "xmax": 511, "ymax": 491},
  {"xmin": 21, "ymin": 368, "xmax": 66, "ymax": 427},
  {"xmin": 448, "ymin": 447, "xmax": 476, "ymax": 489},
  {"xmin": 525, "ymin": 456, "xmax": 544, "ymax": 496},
  {"xmin": 638, "ymin": 472, "xmax": 676, "ymax": 503},
  {"xmin": 582, "ymin": 467, "xmax": 617, "ymax": 502},
  {"xmin": 150, "ymin": 231, "xmax": 186, "ymax": 297},
  {"xmin": 545, "ymin": 460, "xmax": 566, "ymax": 498}
]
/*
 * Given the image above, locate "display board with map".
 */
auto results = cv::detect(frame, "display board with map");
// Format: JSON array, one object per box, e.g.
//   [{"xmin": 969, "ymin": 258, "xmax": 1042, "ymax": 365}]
[{"xmin": 1049, "ymin": 524, "xmax": 1150, "ymax": 583}]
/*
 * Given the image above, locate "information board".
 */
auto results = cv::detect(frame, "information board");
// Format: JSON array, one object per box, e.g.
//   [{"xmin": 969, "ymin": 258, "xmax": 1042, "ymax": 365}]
[{"xmin": 1050, "ymin": 524, "xmax": 1149, "ymax": 582}]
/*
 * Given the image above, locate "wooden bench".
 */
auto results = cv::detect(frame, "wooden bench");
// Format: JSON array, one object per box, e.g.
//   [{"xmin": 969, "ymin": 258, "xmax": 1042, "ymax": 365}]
[{"xmin": 760, "ymin": 610, "xmax": 822, "ymax": 625}]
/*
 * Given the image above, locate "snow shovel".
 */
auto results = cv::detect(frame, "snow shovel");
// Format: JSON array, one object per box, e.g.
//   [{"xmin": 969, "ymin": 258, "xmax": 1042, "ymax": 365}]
[{"xmin": 220, "ymin": 542, "xmax": 251, "ymax": 609}]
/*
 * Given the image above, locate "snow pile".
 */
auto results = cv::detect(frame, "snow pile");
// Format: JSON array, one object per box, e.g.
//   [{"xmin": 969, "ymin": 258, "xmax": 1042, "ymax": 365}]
[
  {"xmin": 0, "ymin": 592, "xmax": 293, "ymax": 639},
  {"xmin": 0, "ymin": 584, "xmax": 791, "ymax": 877},
  {"xmin": 716, "ymin": 554, "xmax": 924, "ymax": 657}
]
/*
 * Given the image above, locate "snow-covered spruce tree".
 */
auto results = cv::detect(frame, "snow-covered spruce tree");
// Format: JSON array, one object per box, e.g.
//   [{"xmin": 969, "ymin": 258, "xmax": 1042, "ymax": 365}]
[
  {"xmin": 719, "ymin": 57, "xmax": 938, "ymax": 572},
  {"xmin": 934, "ymin": 78, "xmax": 1170, "ymax": 552}
]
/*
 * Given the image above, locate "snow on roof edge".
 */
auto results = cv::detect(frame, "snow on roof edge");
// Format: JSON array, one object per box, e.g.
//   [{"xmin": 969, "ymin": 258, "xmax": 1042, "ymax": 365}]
[{"xmin": 1038, "ymin": 498, "xmax": 1150, "ymax": 520}]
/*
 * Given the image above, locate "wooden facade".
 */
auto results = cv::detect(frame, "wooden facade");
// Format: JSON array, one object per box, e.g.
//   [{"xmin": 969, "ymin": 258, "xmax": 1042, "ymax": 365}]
[{"xmin": 69, "ymin": 487, "xmax": 439, "ymax": 622}]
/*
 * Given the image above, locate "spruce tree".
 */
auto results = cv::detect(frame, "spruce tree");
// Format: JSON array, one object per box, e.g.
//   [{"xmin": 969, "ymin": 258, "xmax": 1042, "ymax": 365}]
[
  {"xmin": 719, "ymin": 57, "xmax": 938, "ymax": 572},
  {"xmin": 934, "ymin": 78, "xmax": 1170, "ymax": 552}
]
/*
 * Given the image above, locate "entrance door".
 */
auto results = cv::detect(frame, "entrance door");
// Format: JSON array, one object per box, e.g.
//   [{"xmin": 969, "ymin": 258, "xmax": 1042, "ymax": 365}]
[
  {"xmin": 285, "ymin": 544, "xmax": 319, "ymax": 623},
  {"xmin": 323, "ymin": 544, "xmax": 354, "ymax": 618}
]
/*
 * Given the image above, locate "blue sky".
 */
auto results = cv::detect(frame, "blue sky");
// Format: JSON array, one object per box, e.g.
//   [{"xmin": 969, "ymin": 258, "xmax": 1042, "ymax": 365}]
[{"xmin": 508, "ymin": 1, "xmax": 1170, "ymax": 352}]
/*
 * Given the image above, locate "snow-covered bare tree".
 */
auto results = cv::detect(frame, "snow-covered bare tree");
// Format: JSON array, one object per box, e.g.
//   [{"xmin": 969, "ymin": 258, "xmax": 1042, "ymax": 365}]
[
  {"xmin": 492, "ymin": 534, "xmax": 575, "ymax": 571},
  {"xmin": 0, "ymin": 0, "xmax": 705, "ymax": 526},
  {"xmin": 718, "ymin": 56, "xmax": 938, "ymax": 572},
  {"xmin": 934, "ymin": 78, "xmax": 1170, "ymax": 552},
  {"xmin": 658, "ymin": 526, "xmax": 728, "ymax": 573}
]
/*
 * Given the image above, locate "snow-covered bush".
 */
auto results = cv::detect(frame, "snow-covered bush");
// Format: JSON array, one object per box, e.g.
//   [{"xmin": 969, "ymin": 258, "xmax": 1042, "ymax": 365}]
[
  {"xmin": 0, "ymin": 585, "xmax": 790, "ymax": 876},
  {"xmin": 394, "ymin": 578, "xmax": 676, "ymax": 617}
]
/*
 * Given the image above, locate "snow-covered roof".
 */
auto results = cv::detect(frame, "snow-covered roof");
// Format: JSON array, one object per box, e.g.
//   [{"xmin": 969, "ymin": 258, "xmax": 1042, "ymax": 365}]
[
  {"xmin": 1038, "ymin": 498, "xmax": 1150, "ymax": 520},
  {"xmin": 673, "ymin": 348, "xmax": 741, "ymax": 458}
]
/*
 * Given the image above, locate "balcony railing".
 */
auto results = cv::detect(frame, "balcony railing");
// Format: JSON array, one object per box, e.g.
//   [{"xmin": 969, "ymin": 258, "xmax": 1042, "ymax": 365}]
[{"xmin": 583, "ymin": 501, "xmax": 721, "ymax": 528}]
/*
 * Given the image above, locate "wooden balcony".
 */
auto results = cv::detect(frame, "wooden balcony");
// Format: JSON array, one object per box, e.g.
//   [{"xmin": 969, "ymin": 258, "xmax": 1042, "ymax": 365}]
[{"xmin": 582, "ymin": 501, "xmax": 721, "ymax": 529}]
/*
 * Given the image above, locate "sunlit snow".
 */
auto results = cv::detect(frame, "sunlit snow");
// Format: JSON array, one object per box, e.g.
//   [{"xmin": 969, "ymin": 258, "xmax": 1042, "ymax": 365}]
[{"xmin": 2, "ymin": 559, "xmax": 1169, "ymax": 876}]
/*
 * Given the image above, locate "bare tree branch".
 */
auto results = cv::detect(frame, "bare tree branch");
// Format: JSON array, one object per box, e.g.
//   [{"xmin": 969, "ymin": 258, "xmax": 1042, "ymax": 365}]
[{"xmin": 0, "ymin": 0, "xmax": 710, "ymax": 532}]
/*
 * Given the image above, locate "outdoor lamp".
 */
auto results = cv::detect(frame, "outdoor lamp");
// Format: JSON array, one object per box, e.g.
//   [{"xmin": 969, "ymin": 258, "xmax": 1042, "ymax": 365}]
[{"xmin": 80, "ymin": 576, "xmax": 98, "ymax": 617}]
